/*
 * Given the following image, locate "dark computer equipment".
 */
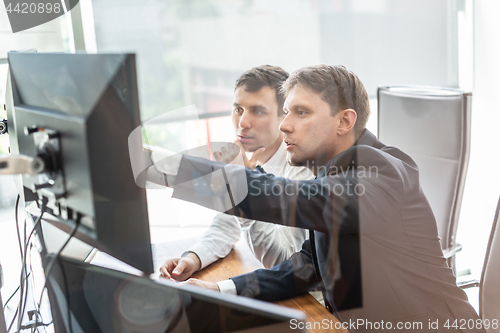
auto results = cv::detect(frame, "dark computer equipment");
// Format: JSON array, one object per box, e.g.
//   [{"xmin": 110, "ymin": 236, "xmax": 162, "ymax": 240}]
[
  {"xmin": 7, "ymin": 52, "xmax": 153, "ymax": 274},
  {"xmin": 44, "ymin": 255, "xmax": 305, "ymax": 333}
]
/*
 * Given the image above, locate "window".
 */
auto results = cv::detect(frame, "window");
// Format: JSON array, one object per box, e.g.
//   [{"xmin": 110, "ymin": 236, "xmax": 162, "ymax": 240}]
[{"xmin": 87, "ymin": 0, "xmax": 461, "ymax": 135}]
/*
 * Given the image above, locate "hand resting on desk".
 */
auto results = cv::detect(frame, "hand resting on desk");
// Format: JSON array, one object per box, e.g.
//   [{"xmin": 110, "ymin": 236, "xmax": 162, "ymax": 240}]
[
  {"xmin": 159, "ymin": 252, "xmax": 201, "ymax": 281},
  {"xmin": 159, "ymin": 253, "xmax": 220, "ymax": 292},
  {"xmin": 180, "ymin": 278, "xmax": 220, "ymax": 292}
]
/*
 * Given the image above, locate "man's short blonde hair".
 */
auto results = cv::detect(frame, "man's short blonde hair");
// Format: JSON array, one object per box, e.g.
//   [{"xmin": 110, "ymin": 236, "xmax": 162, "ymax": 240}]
[{"xmin": 282, "ymin": 65, "xmax": 370, "ymax": 138}]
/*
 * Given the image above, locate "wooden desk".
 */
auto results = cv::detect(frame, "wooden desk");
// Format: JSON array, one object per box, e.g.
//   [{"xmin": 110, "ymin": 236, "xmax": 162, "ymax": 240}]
[{"xmin": 192, "ymin": 240, "xmax": 347, "ymax": 333}]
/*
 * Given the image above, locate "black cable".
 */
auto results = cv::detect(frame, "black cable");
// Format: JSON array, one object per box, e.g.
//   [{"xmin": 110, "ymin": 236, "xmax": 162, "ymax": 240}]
[
  {"xmin": 9, "ymin": 198, "xmax": 79, "ymax": 333},
  {"xmin": 15, "ymin": 195, "xmax": 23, "ymax": 261},
  {"xmin": 6, "ymin": 306, "xmax": 18, "ymax": 333},
  {"xmin": 60, "ymin": 255, "xmax": 73, "ymax": 333},
  {"xmin": 36, "ymin": 216, "xmax": 81, "ymax": 312},
  {"xmin": 9, "ymin": 202, "xmax": 80, "ymax": 333},
  {"xmin": 19, "ymin": 213, "xmax": 44, "ymax": 330},
  {"xmin": 8, "ymin": 217, "xmax": 31, "ymax": 332},
  {"xmin": 19, "ymin": 247, "xmax": 30, "ymax": 332},
  {"xmin": 4, "ymin": 196, "xmax": 25, "ymax": 308},
  {"xmin": 37, "ymin": 319, "xmax": 51, "ymax": 333},
  {"xmin": 9, "ymin": 198, "xmax": 48, "ymax": 333},
  {"xmin": 4, "ymin": 196, "xmax": 25, "ymax": 331},
  {"xmin": 16, "ymin": 319, "xmax": 52, "ymax": 332},
  {"xmin": 8, "ymin": 235, "xmax": 31, "ymax": 332},
  {"xmin": 17, "ymin": 210, "xmax": 28, "ymax": 331},
  {"xmin": 33, "ymin": 316, "xmax": 51, "ymax": 333},
  {"xmin": 31, "ymin": 216, "xmax": 81, "ymax": 333},
  {"xmin": 2, "ymin": 272, "xmax": 30, "ymax": 310},
  {"xmin": 21, "ymin": 241, "xmax": 36, "ymax": 330}
]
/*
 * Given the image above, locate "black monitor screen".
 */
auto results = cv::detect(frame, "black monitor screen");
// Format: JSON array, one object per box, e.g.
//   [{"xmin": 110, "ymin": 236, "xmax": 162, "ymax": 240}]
[
  {"xmin": 7, "ymin": 52, "xmax": 153, "ymax": 274},
  {"xmin": 46, "ymin": 256, "xmax": 305, "ymax": 333}
]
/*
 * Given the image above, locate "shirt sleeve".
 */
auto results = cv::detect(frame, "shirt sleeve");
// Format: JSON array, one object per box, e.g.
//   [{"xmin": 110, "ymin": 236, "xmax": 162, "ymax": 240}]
[
  {"xmin": 216, "ymin": 279, "xmax": 237, "ymax": 295},
  {"xmin": 240, "ymin": 221, "xmax": 308, "ymax": 268},
  {"xmin": 151, "ymin": 146, "xmax": 182, "ymax": 176},
  {"xmin": 186, "ymin": 213, "xmax": 242, "ymax": 270}
]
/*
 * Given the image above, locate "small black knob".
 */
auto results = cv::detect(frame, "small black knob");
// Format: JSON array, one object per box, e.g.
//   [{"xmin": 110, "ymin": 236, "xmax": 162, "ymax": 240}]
[
  {"xmin": 33, "ymin": 183, "xmax": 52, "ymax": 191},
  {"xmin": 24, "ymin": 126, "xmax": 40, "ymax": 136},
  {"xmin": 0, "ymin": 119, "xmax": 7, "ymax": 135},
  {"xmin": 47, "ymin": 132, "xmax": 59, "ymax": 139}
]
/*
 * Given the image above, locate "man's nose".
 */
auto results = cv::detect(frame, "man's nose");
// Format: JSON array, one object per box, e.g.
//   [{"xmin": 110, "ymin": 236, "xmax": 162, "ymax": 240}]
[
  {"xmin": 239, "ymin": 112, "xmax": 251, "ymax": 129},
  {"xmin": 279, "ymin": 114, "xmax": 293, "ymax": 134}
]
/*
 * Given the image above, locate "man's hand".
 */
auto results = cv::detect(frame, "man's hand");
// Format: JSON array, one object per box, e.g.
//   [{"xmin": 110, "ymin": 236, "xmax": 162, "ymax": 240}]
[
  {"xmin": 159, "ymin": 252, "xmax": 202, "ymax": 281},
  {"xmin": 180, "ymin": 278, "xmax": 220, "ymax": 292},
  {"xmin": 213, "ymin": 140, "xmax": 265, "ymax": 169},
  {"xmin": 212, "ymin": 142, "xmax": 241, "ymax": 164}
]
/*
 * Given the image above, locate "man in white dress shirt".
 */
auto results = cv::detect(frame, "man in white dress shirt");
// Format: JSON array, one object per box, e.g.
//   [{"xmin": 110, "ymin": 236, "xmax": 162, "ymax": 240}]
[{"xmin": 159, "ymin": 65, "xmax": 313, "ymax": 281}]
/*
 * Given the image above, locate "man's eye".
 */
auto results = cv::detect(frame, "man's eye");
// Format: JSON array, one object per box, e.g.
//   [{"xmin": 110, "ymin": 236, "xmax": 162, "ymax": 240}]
[
  {"xmin": 234, "ymin": 107, "xmax": 243, "ymax": 114},
  {"xmin": 297, "ymin": 110, "xmax": 306, "ymax": 116}
]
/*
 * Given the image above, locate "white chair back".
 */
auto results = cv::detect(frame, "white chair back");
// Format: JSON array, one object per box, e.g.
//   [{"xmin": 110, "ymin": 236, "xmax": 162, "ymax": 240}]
[
  {"xmin": 480, "ymin": 197, "xmax": 500, "ymax": 333},
  {"xmin": 377, "ymin": 86, "xmax": 472, "ymax": 266}
]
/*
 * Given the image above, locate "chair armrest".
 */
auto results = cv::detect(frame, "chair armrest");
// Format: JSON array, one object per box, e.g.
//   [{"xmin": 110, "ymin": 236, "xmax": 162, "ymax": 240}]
[
  {"xmin": 443, "ymin": 243, "xmax": 462, "ymax": 259},
  {"xmin": 457, "ymin": 279, "xmax": 480, "ymax": 289}
]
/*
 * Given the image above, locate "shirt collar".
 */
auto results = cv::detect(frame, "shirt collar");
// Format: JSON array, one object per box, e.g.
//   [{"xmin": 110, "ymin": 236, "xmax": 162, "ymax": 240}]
[{"xmin": 261, "ymin": 140, "xmax": 287, "ymax": 169}]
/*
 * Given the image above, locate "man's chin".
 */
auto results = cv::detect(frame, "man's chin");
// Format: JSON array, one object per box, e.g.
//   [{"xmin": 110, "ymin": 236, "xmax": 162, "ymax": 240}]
[
  {"xmin": 286, "ymin": 152, "xmax": 305, "ymax": 167},
  {"xmin": 239, "ymin": 141, "xmax": 255, "ymax": 153}
]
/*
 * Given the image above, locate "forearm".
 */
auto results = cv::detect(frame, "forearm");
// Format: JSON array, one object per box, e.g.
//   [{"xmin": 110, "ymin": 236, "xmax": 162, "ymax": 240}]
[
  {"xmin": 231, "ymin": 240, "xmax": 319, "ymax": 302},
  {"xmin": 153, "ymin": 154, "xmax": 359, "ymax": 235},
  {"xmin": 169, "ymin": 155, "xmax": 333, "ymax": 232},
  {"xmin": 144, "ymin": 149, "xmax": 331, "ymax": 233}
]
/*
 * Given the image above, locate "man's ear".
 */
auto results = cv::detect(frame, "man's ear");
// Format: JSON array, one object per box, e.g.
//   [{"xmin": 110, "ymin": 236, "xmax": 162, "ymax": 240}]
[{"xmin": 337, "ymin": 109, "xmax": 357, "ymax": 136}]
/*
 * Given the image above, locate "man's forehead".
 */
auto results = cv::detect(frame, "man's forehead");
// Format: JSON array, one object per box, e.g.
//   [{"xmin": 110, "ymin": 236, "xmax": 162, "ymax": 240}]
[
  {"xmin": 233, "ymin": 85, "xmax": 277, "ymax": 106},
  {"xmin": 234, "ymin": 85, "xmax": 276, "ymax": 96},
  {"xmin": 284, "ymin": 85, "xmax": 318, "ymax": 108}
]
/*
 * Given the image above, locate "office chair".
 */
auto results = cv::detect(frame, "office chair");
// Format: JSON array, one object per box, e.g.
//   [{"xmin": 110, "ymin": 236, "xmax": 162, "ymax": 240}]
[
  {"xmin": 459, "ymin": 196, "xmax": 500, "ymax": 333},
  {"xmin": 377, "ymin": 86, "xmax": 472, "ymax": 271}
]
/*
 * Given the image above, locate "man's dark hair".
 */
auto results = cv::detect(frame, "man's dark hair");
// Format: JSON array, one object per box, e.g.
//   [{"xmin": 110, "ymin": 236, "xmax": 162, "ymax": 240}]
[
  {"xmin": 235, "ymin": 65, "xmax": 289, "ymax": 117},
  {"xmin": 281, "ymin": 64, "xmax": 370, "ymax": 138}
]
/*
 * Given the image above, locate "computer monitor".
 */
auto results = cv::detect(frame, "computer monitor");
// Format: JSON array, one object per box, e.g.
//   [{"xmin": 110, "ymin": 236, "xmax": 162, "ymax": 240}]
[
  {"xmin": 45, "ymin": 256, "xmax": 306, "ymax": 333},
  {"xmin": 7, "ymin": 52, "xmax": 153, "ymax": 274}
]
